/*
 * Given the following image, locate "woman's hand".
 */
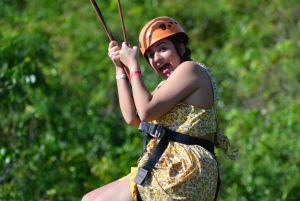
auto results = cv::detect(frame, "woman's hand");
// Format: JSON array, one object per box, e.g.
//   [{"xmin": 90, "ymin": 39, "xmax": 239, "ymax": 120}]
[
  {"xmin": 108, "ymin": 41, "xmax": 122, "ymax": 68},
  {"xmin": 119, "ymin": 42, "xmax": 139, "ymax": 71}
]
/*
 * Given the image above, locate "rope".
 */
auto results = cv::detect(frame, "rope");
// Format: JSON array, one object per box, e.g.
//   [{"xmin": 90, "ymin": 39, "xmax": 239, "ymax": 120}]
[
  {"xmin": 89, "ymin": 0, "xmax": 114, "ymax": 41},
  {"xmin": 89, "ymin": 0, "xmax": 130, "ymax": 81},
  {"xmin": 117, "ymin": 0, "xmax": 128, "ymax": 44}
]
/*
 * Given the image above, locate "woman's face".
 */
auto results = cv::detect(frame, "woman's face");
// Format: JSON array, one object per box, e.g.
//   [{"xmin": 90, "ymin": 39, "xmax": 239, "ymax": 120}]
[{"xmin": 145, "ymin": 38, "xmax": 182, "ymax": 79}]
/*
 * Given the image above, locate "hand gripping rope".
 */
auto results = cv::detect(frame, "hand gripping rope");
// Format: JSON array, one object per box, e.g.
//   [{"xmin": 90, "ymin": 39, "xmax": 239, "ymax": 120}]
[{"xmin": 89, "ymin": 0, "xmax": 130, "ymax": 81}]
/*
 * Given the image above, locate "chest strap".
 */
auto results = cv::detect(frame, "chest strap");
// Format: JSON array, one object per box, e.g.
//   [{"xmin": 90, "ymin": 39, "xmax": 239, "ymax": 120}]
[{"xmin": 134, "ymin": 122, "xmax": 215, "ymax": 185}]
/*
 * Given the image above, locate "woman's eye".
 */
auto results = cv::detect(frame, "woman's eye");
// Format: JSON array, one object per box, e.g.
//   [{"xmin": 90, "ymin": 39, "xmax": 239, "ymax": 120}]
[
  {"xmin": 147, "ymin": 52, "xmax": 154, "ymax": 58},
  {"xmin": 159, "ymin": 47, "xmax": 167, "ymax": 52}
]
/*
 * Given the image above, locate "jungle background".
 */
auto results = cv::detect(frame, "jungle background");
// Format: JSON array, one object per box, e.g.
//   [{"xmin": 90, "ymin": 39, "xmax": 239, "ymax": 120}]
[{"xmin": 1, "ymin": 0, "xmax": 299, "ymax": 200}]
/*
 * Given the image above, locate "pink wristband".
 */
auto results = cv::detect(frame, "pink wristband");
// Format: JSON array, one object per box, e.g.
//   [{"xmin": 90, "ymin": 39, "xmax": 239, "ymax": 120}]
[{"xmin": 130, "ymin": 71, "xmax": 142, "ymax": 80}]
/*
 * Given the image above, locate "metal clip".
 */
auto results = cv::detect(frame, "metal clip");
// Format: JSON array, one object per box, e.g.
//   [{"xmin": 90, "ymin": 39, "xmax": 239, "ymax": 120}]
[
  {"xmin": 134, "ymin": 168, "xmax": 148, "ymax": 185},
  {"xmin": 154, "ymin": 125, "xmax": 165, "ymax": 138},
  {"xmin": 148, "ymin": 124, "xmax": 156, "ymax": 134}
]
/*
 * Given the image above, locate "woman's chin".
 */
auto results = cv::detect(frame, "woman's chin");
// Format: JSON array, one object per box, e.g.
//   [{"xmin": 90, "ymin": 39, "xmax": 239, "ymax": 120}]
[{"xmin": 161, "ymin": 72, "xmax": 173, "ymax": 79}]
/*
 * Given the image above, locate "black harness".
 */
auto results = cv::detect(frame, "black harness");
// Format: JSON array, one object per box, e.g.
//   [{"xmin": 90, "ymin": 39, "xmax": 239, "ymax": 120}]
[{"xmin": 135, "ymin": 122, "xmax": 221, "ymax": 201}]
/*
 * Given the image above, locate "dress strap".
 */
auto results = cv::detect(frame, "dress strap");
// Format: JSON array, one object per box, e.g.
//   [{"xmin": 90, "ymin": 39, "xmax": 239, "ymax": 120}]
[
  {"xmin": 197, "ymin": 63, "xmax": 238, "ymax": 159},
  {"xmin": 197, "ymin": 63, "xmax": 219, "ymax": 105}
]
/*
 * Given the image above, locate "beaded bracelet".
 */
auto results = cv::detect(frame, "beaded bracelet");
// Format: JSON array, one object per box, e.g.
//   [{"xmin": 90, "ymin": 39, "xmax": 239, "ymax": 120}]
[
  {"xmin": 130, "ymin": 71, "xmax": 142, "ymax": 80},
  {"xmin": 116, "ymin": 74, "xmax": 127, "ymax": 80}
]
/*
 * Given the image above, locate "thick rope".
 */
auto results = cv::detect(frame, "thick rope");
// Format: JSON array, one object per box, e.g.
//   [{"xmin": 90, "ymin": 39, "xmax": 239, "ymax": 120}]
[
  {"xmin": 90, "ymin": 0, "xmax": 114, "ymax": 41},
  {"xmin": 117, "ymin": 0, "xmax": 128, "ymax": 44},
  {"xmin": 90, "ymin": 0, "xmax": 130, "ymax": 81}
]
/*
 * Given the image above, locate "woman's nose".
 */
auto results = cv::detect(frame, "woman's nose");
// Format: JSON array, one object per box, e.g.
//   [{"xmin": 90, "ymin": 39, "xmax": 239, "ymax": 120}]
[{"xmin": 154, "ymin": 52, "xmax": 162, "ymax": 62}]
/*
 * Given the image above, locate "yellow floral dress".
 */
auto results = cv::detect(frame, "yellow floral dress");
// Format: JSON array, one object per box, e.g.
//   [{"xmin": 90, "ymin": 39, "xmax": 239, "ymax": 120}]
[{"xmin": 129, "ymin": 63, "xmax": 238, "ymax": 201}]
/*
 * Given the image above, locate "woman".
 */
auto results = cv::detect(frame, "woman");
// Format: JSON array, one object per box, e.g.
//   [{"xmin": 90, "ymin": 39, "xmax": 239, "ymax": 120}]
[{"xmin": 82, "ymin": 16, "xmax": 237, "ymax": 201}]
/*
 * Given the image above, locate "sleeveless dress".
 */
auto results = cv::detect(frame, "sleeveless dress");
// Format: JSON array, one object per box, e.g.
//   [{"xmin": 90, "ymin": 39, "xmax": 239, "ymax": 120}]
[{"xmin": 128, "ymin": 63, "xmax": 238, "ymax": 201}]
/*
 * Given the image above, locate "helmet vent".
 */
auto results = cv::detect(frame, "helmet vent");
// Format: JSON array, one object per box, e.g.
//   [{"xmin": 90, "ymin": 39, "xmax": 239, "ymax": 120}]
[
  {"xmin": 159, "ymin": 23, "xmax": 167, "ymax": 31},
  {"xmin": 139, "ymin": 16, "xmax": 189, "ymax": 56}
]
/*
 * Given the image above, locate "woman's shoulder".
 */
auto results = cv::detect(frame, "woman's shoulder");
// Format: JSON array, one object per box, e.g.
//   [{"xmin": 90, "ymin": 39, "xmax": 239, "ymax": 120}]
[
  {"xmin": 178, "ymin": 60, "xmax": 198, "ymax": 68},
  {"xmin": 177, "ymin": 61, "xmax": 209, "ymax": 73},
  {"xmin": 173, "ymin": 61, "xmax": 211, "ymax": 83}
]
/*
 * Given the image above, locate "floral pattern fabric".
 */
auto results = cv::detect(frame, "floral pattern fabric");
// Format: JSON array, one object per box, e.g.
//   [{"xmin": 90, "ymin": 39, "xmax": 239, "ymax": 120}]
[{"xmin": 130, "ymin": 63, "xmax": 237, "ymax": 201}]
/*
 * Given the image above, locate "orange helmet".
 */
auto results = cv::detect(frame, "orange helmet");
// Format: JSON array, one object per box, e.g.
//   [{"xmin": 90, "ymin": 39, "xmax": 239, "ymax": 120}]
[{"xmin": 139, "ymin": 16, "xmax": 189, "ymax": 57}]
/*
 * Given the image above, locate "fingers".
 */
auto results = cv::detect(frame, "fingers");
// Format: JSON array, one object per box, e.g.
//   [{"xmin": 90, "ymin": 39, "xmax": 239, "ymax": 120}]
[
  {"xmin": 108, "ymin": 41, "xmax": 123, "ymax": 67},
  {"xmin": 108, "ymin": 41, "xmax": 121, "ymax": 58},
  {"xmin": 132, "ymin": 46, "xmax": 138, "ymax": 51},
  {"xmin": 120, "ymin": 42, "xmax": 139, "ymax": 52},
  {"xmin": 109, "ymin": 41, "xmax": 119, "ymax": 48},
  {"xmin": 108, "ymin": 41, "xmax": 120, "ymax": 52},
  {"xmin": 121, "ymin": 42, "xmax": 136, "ymax": 49},
  {"xmin": 109, "ymin": 42, "xmax": 138, "ymax": 60},
  {"xmin": 111, "ymin": 42, "xmax": 136, "ymax": 52},
  {"xmin": 122, "ymin": 42, "xmax": 128, "ymax": 46}
]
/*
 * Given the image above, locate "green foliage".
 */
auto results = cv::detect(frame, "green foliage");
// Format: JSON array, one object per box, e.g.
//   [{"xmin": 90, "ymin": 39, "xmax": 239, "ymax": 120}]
[{"xmin": 1, "ymin": 0, "xmax": 299, "ymax": 200}]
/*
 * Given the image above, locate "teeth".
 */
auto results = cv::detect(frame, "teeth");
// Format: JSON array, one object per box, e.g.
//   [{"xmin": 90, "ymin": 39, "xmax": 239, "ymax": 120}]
[{"xmin": 160, "ymin": 64, "xmax": 166, "ymax": 68}]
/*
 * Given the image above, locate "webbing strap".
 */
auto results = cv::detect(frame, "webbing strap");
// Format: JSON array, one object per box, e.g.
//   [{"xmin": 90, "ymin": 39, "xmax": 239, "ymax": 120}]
[
  {"xmin": 134, "ymin": 122, "xmax": 215, "ymax": 185},
  {"xmin": 134, "ymin": 131, "xmax": 169, "ymax": 185}
]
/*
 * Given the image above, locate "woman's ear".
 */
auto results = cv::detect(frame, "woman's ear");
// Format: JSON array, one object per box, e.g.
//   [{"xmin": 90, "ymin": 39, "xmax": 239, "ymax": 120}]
[{"xmin": 179, "ymin": 43, "xmax": 185, "ymax": 56}]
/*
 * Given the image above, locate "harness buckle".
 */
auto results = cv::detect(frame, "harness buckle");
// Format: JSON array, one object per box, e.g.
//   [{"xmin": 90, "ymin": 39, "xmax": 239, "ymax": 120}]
[
  {"xmin": 153, "ymin": 125, "xmax": 165, "ymax": 138},
  {"xmin": 134, "ymin": 168, "xmax": 148, "ymax": 185}
]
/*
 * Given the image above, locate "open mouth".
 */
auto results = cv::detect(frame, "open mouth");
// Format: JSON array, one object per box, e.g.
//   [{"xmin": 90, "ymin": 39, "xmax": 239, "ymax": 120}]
[{"xmin": 160, "ymin": 63, "xmax": 171, "ymax": 74}]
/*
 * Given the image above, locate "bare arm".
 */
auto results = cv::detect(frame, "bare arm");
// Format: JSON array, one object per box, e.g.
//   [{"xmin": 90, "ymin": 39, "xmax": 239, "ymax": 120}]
[
  {"xmin": 119, "ymin": 43, "xmax": 203, "ymax": 122},
  {"xmin": 109, "ymin": 41, "xmax": 140, "ymax": 126},
  {"xmin": 129, "ymin": 61, "xmax": 201, "ymax": 121},
  {"xmin": 115, "ymin": 68, "xmax": 140, "ymax": 126}
]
